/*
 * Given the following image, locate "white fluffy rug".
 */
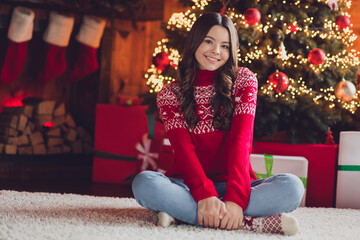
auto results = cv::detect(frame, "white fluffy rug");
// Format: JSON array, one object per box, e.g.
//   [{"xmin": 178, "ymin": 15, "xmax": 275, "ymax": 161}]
[{"xmin": 0, "ymin": 190, "xmax": 359, "ymax": 240}]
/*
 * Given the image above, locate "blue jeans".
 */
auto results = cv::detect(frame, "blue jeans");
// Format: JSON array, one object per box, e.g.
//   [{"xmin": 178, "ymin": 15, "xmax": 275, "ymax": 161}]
[{"xmin": 132, "ymin": 171, "xmax": 304, "ymax": 226}]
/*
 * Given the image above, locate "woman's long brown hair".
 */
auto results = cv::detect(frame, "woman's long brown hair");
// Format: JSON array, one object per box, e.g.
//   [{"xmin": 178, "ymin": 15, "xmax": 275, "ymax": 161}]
[{"xmin": 176, "ymin": 12, "xmax": 239, "ymax": 131}]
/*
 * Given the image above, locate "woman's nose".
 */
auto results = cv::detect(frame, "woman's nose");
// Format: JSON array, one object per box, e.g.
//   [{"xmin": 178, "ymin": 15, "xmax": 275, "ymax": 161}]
[{"xmin": 212, "ymin": 44, "xmax": 221, "ymax": 55}]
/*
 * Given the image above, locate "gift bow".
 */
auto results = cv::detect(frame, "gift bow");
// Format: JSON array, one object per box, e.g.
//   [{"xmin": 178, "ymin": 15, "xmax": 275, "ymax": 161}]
[{"xmin": 135, "ymin": 134, "xmax": 159, "ymax": 172}]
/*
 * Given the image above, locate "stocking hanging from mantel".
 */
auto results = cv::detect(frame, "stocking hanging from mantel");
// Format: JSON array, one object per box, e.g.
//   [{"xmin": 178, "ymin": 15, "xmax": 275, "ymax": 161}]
[
  {"xmin": 68, "ymin": 15, "xmax": 106, "ymax": 82},
  {"xmin": 37, "ymin": 11, "xmax": 74, "ymax": 85},
  {"xmin": 0, "ymin": 6, "xmax": 34, "ymax": 84}
]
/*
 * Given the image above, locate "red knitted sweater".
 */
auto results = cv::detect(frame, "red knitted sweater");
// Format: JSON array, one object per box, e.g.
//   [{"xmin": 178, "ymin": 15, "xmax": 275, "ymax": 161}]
[{"xmin": 156, "ymin": 67, "xmax": 258, "ymax": 210}]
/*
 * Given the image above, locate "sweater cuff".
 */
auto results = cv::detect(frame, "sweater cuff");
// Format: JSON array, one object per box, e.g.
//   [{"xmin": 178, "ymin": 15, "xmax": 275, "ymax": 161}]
[
  {"xmin": 222, "ymin": 187, "xmax": 249, "ymax": 211},
  {"xmin": 189, "ymin": 179, "xmax": 219, "ymax": 202}
]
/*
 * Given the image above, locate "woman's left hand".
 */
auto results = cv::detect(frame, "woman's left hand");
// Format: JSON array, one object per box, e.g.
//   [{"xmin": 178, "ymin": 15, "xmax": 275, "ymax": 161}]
[{"xmin": 220, "ymin": 201, "xmax": 244, "ymax": 230}]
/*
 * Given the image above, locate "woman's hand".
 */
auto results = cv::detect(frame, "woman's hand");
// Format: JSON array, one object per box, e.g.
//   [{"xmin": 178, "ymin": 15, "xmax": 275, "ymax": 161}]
[
  {"xmin": 220, "ymin": 201, "xmax": 244, "ymax": 230},
  {"xmin": 198, "ymin": 196, "xmax": 227, "ymax": 228}
]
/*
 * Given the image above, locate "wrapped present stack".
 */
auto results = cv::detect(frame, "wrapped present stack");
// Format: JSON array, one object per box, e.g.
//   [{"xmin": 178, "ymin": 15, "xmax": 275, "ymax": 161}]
[
  {"xmin": 336, "ymin": 131, "xmax": 360, "ymax": 209},
  {"xmin": 92, "ymin": 104, "xmax": 165, "ymax": 185}
]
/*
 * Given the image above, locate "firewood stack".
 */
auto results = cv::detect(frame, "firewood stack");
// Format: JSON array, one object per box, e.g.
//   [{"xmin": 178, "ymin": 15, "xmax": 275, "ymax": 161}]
[{"xmin": 0, "ymin": 99, "xmax": 92, "ymax": 155}]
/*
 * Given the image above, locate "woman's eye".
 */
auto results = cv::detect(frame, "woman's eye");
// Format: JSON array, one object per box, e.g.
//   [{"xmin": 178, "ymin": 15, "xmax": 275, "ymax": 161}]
[
  {"xmin": 204, "ymin": 39, "xmax": 212, "ymax": 44},
  {"xmin": 222, "ymin": 45, "xmax": 229, "ymax": 49}
]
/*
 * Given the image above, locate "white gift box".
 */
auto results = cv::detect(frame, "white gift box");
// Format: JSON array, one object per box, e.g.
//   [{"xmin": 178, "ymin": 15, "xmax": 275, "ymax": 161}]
[
  {"xmin": 250, "ymin": 154, "xmax": 308, "ymax": 207},
  {"xmin": 336, "ymin": 132, "xmax": 360, "ymax": 209}
]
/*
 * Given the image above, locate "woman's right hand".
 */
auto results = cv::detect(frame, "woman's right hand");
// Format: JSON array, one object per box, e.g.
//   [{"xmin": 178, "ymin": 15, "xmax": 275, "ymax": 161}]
[{"xmin": 197, "ymin": 196, "xmax": 227, "ymax": 228}]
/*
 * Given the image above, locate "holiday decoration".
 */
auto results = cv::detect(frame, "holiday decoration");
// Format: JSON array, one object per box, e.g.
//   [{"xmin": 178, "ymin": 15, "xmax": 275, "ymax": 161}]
[
  {"xmin": 153, "ymin": 52, "xmax": 171, "ymax": 71},
  {"xmin": 68, "ymin": 15, "xmax": 106, "ymax": 82},
  {"xmin": 324, "ymin": 129, "xmax": 335, "ymax": 145},
  {"xmin": 244, "ymin": 8, "xmax": 261, "ymax": 25},
  {"xmin": 252, "ymin": 141, "xmax": 338, "ymax": 207},
  {"xmin": 136, "ymin": 133, "xmax": 159, "ymax": 172},
  {"xmin": 336, "ymin": 15, "xmax": 351, "ymax": 30},
  {"xmin": 92, "ymin": 104, "xmax": 165, "ymax": 184},
  {"xmin": 307, "ymin": 48, "xmax": 326, "ymax": 66},
  {"xmin": 336, "ymin": 131, "xmax": 360, "ymax": 209},
  {"xmin": 334, "ymin": 80, "xmax": 356, "ymax": 102},
  {"xmin": 287, "ymin": 23, "xmax": 298, "ymax": 33},
  {"xmin": 328, "ymin": 0, "xmax": 339, "ymax": 11},
  {"xmin": 251, "ymin": 154, "xmax": 308, "ymax": 206},
  {"xmin": 268, "ymin": 72, "xmax": 289, "ymax": 94},
  {"xmin": 37, "ymin": 12, "xmax": 74, "ymax": 85},
  {"xmin": 144, "ymin": 0, "xmax": 360, "ymax": 144},
  {"xmin": 1, "ymin": 7, "xmax": 34, "ymax": 84}
]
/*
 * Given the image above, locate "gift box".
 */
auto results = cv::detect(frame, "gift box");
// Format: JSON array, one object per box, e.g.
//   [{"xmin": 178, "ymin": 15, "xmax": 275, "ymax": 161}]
[
  {"xmin": 252, "ymin": 142, "xmax": 338, "ymax": 207},
  {"xmin": 158, "ymin": 138, "xmax": 175, "ymax": 171},
  {"xmin": 250, "ymin": 154, "xmax": 308, "ymax": 207},
  {"xmin": 336, "ymin": 132, "xmax": 360, "ymax": 209},
  {"xmin": 92, "ymin": 104, "xmax": 165, "ymax": 184}
]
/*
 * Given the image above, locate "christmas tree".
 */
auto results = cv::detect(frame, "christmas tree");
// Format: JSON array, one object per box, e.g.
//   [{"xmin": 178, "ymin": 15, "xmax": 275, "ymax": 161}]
[{"xmin": 143, "ymin": 0, "xmax": 360, "ymax": 143}]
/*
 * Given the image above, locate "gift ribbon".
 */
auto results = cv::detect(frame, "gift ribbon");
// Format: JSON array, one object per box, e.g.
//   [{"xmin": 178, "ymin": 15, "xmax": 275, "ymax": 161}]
[
  {"xmin": 147, "ymin": 112, "xmax": 155, "ymax": 139},
  {"xmin": 338, "ymin": 165, "xmax": 360, "ymax": 171},
  {"xmin": 254, "ymin": 154, "xmax": 308, "ymax": 188},
  {"xmin": 94, "ymin": 151, "xmax": 137, "ymax": 162},
  {"xmin": 254, "ymin": 154, "xmax": 274, "ymax": 179},
  {"xmin": 135, "ymin": 133, "xmax": 159, "ymax": 172}
]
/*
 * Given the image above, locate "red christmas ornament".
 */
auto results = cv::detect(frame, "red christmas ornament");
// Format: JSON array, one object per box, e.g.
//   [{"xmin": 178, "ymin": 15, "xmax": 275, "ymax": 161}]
[
  {"xmin": 308, "ymin": 48, "xmax": 326, "ymax": 66},
  {"xmin": 336, "ymin": 15, "xmax": 351, "ymax": 30},
  {"xmin": 268, "ymin": 72, "xmax": 289, "ymax": 93},
  {"xmin": 244, "ymin": 8, "xmax": 261, "ymax": 25},
  {"xmin": 288, "ymin": 23, "xmax": 298, "ymax": 33},
  {"xmin": 153, "ymin": 52, "xmax": 171, "ymax": 71}
]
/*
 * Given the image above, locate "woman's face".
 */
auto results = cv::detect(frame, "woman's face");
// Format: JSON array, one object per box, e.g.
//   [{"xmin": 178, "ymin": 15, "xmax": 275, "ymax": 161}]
[{"xmin": 195, "ymin": 25, "xmax": 230, "ymax": 71}]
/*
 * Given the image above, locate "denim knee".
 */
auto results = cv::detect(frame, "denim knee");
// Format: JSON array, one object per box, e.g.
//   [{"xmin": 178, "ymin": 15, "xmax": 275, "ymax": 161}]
[{"xmin": 277, "ymin": 173, "xmax": 305, "ymax": 208}]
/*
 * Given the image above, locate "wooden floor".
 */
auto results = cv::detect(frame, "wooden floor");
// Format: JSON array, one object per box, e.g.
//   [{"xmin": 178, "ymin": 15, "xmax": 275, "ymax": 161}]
[{"xmin": 0, "ymin": 179, "xmax": 134, "ymax": 198}]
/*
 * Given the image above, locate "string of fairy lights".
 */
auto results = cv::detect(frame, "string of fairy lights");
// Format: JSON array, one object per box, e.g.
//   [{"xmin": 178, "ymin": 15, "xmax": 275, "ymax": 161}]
[{"xmin": 144, "ymin": 0, "xmax": 360, "ymax": 114}]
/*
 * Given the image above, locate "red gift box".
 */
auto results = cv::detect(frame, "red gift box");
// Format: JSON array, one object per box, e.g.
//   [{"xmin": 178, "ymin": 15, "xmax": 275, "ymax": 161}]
[
  {"xmin": 158, "ymin": 138, "xmax": 175, "ymax": 171},
  {"xmin": 93, "ymin": 104, "xmax": 165, "ymax": 184},
  {"xmin": 252, "ymin": 141, "xmax": 338, "ymax": 207}
]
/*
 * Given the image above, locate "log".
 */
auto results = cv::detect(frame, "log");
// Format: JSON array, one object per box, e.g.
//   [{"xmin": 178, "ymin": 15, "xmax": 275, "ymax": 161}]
[
  {"xmin": 47, "ymin": 146, "xmax": 62, "ymax": 154},
  {"xmin": 0, "ymin": 127, "xmax": 18, "ymax": 137},
  {"xmin": 0, "ymin": 114, "xmax": 18, "ymax": 129},
  {"xmin": 37, "ymin": 100, "xmax": 56, "ymax": 115},
  {"xmin": 35, "ymin": 114, "xmax": 53, "ymax": 126},
  {"xmin": 18, "ymin": 135, "xmax": 30, "ymax": 145},
  {"xmin": 52, "ymin": 115, "xmax": 65, "ymax": 127},
  {"xmin": 30, "ymin": 131, "xmax": 44, "ymax": 146},
  {"xmin": 18, "ymin": 114, "xmax": 28, "ymax": 132},
  {"xmin": 47, "ymin": 127, "xmax": 61, "ymax": 137},
  {"xmin": 18, "ymin": 146, "xmax": 33, "ymax": 155},
  {"xmin": 5, "ymin": 144, "xmax": 17, "ymax": 154},
  {"xmin": 54, "ymin": 103, "xmax": 66, "ymax": 117},
  {"xmin": 23, "ymin": 105, "xmax": 34, "ymax": 118},
  {"xmin": 66, "ymin": 128, "xmax": 77, "ymax": 142},
  {"xmin": 33, "ymin": 144, "xmax": 46, "ymax": 155},
  {"xmin": 47, "ymin": 137, "xmax": 64, "ymax": 147},
  {"xmin": 65, "ymin": 114, "xmax": 76, "ymax": 128}
]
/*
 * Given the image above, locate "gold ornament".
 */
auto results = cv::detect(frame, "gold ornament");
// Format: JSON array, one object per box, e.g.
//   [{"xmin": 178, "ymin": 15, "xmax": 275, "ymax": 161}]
[{"xmin": 334, "ymin": 80, "xmax": 356, "ymax": 102}]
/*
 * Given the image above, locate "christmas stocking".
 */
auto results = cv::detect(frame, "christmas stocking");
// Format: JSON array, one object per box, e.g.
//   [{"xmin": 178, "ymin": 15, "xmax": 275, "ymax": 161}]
[
  {"xmin": 1, "ymin": 7, "xmax": 34, "ymax": 84},
  {"xmin": 241, "ymin": 213, "xmax": 298, "ymax": 236},
  {"xmin": 37, "ymin": 11, "xmax": 74, "ymax": 85},
  {"xmin": 68, "ymin": 15, "xmax": 106, "ymax": 82}
]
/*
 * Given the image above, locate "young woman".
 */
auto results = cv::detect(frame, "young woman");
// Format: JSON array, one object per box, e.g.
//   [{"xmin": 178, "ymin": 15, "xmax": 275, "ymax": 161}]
[{"xmin": 132, "ymin": 12, "xmax": 304, "ymax": 235}]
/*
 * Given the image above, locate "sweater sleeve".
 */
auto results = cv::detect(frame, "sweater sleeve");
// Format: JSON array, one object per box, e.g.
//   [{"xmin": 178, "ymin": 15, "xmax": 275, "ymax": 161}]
[
  {"xmin": 222, "ymin": 67, "xmax": 258, "ymax": 210},
  {"xmin": 156, "ymin": 83, "xmax": 218, "ymax": 202}
]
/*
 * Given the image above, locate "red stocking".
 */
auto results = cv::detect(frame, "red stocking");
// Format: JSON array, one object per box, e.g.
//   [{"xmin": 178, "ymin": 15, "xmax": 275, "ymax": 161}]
[
  {"xmin": 68, "ymin": 15, "xmax": 106, "ymax": 82},
  {"xmin": 37, "ymin": 11, "xmax": 74, "ymax": 85},
  {"xmin": 1, "ymin": 7, "xmax": 34, "ymax": 84}
]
